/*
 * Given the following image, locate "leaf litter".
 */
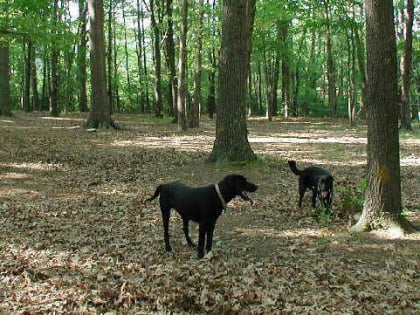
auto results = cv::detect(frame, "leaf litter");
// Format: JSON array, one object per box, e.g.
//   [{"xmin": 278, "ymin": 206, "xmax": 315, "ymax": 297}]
[{"xmin": 0, "ymin": 112, "xmax": 419, "ymax": 314}]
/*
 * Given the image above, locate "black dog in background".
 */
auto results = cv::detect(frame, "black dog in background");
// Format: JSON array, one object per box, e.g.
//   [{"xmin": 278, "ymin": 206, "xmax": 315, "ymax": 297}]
[
  {"xmin": 288, "ymin": 160, "xmax": 333, "ymax": 213},
  {"xmin": 144, "ymin": 175, "xmax": 258, "ymax": 258}
]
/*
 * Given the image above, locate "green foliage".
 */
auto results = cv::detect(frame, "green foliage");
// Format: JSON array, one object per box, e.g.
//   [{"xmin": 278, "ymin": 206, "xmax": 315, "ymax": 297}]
[
  {"xmin": 3, "ymin": 0, "xmax": 419, "ymax": 118},
  {"xmin": 340, "ymin": 178, "xmax": 366, "ymax": 214}
]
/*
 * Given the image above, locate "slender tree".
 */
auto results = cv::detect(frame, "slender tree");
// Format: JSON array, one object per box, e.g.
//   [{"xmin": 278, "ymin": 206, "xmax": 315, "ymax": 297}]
[
  {"xmin": 50, "ymin": 0, "xmax": 60, "ymax": 117},
  {"xmin": 87, "ymin": 0, "xmax": 116, "ymax": 128},
  {"xmin": 77, "ymin": 0, "xmax": 88, "ymax": 112},
  {"xmin": 22, "ymin": 41, "xmax": 31, "ymax": 112},
  {"xmin": 177, "ymin": 0, "xmax": 188, "ymax": 131},
  {"xmin": 190, "ymin": 0, "xmax": 204, "ymax": 128},
  {"xmin": 323, "ymin": 0, "xmax": 337, "ymax": 117},
  {"xmin": 209, "ymin": 0, "xmax": 257, "ymax": 163},
  {"xmin": 149, "ymin": 0, "xmax": 163, "ymax": 117},
  {"xmin": 165, "ymin": 0, "xmax": 177, "ymax": 119},
  {"xmin": 352, "ymin": 0, "xmax": 415, "ymax": 234},
  {"xmin": 400, "ymin": 0, "xmax": 414, "ymax": 130}
]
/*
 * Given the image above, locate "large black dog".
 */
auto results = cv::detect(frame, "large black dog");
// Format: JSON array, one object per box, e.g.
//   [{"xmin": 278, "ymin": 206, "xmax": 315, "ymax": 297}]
[
  {"xmin": 288, "ymin": 160, "xmax": 333, "ymax": 212},
  {"xmin": 144, "ymin": 175, "xmax": 258, "ymax": 258}
]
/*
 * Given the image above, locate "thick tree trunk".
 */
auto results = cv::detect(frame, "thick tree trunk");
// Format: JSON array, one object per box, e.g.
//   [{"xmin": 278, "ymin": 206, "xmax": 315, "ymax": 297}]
[
  {"xmin": 352, "ymin": 0, "xmax": 415, "ymax": 235},
  {"xmin": 87, "ymin": 0, "xmax": 116, "ymax": 129},
  {"xmin": 209, "ymin": 0, "xmax": 257, "ymax": 163},
  {"xmin": 0, "ymin": 41, "xmax": 12, "ymax": 116}
]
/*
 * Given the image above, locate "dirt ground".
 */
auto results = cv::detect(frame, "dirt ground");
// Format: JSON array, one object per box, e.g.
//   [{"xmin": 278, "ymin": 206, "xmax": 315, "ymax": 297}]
[{"xmin": 0, "ymin": 112, "xmax": 419, "ymax": 314}]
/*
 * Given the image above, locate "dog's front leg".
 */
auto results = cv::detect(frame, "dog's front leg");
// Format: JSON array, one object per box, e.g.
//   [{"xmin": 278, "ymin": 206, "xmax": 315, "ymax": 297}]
[
  {"xmin": 205, "ymin": 223, "xmax": 215, "ymax": 253},
  {"xmin": 182, "ymin": 218, "xmax": 195, "ymax": 247},
  {"xmin": 311, "ymin": 189, "xmax": 318, "ymax": 208},
  {"xmin": 197, "ymin": 223, "xmax": 207, "ymax": 259}
]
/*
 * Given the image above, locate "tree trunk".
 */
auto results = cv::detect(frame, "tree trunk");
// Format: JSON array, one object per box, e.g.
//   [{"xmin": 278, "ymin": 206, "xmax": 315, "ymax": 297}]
[
  {"xmin": 400, "ymin": 0, "xmax": 414, "ymax": 130},
  {"xmin": 30, "ymin": 42, "xmax": 39, "ymax": 111},
  {"xmin": 140, "ymin": 2, "xmax": 150, "ymax": 113},
  {"xmin": 207, "ymin": 0, "xmax": 217, "ymax": 120},
  {"xmin": 352, "ymin": 0, "xmax": 415, "ymax": 235},
  {"xmin": 78, "ymin": 0, "xmax": 88, "ymax": 112},
  {"xmin": 50, "ymin": 0, "xmax": 60, "ymax": 117},
  {"xmin": 279, "ymin": 20, "xmax": 290, "ymax": 119},
  {"xmin": 165, "ymin": 0, "xmax": 177, "ymax": 119},
  {"xmin": 209, "ymin": 0, "xmax": 257, "ymax": 163},
  {"xmin": 0, "ymin": 41, "xmax": 12, "ymax": 116},
  {"xmin": 177, "ymin": 0, "xmax": 188, "ymax": 131},
  {"xmin": 107, "ymin": 3, "xmax": 114, "ymax": 113},
  {"xmin": 354, "ymin": 25, "xmax": 367, "ymax": 119},
  {"xmin": 122, "ymin": 7, "xmax": 131, "ymax": 90},
  {"xmin": 23, "ymin": 42, "xmax": 31, "ymax": 112},
  {"xmin": 263, "ymin": 50, "xmax": 274, "ymax": 121},
  {"xmin": 323, "ymin": 0, "xmax": 336, "ymax": 117},
  {"xmin": 189, "ymin": 0, "xmax": 204, "ymax": 128},
  {"xmin": 87, "ymin": 0, "xmax": 116, "ymax": 129},
  {"xmin": 150, "ymin": 0, "xmax": 163, "ymax": 117}
]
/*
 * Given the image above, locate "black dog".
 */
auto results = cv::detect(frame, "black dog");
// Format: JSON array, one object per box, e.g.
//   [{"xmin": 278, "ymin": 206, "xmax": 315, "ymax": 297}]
[
  {"xmin": 144, "ymin": 175, "xmax": 258, "ymax": 258},
  {"xmin": 288, "ymin": 160, "xmax": 333, "ymax": 212}
]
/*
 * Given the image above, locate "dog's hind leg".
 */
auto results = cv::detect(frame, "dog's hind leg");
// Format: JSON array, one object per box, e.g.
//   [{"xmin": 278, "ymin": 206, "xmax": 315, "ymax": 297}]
[
  {"xmin": 182, "ymin": 218, "xmax": 195, "ymax": 247},
  {"xmin": 160, "ymin": 204, "xmax": 172, "ymax": 252}
]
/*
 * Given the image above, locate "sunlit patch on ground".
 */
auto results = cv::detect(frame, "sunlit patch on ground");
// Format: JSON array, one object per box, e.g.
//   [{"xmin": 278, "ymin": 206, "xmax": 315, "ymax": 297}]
[{"xmin": 0, "ymin": 112, "xmax": 418, "ymax": 313}]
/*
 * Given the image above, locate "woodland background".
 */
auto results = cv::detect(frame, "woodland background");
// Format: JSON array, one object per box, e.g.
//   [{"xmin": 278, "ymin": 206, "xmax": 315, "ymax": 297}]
[
  {"xmin": 0, "ymin": 0, "xmax": 419, "ymax": 313},
  {"xmin": 0, "ymin": 0, "xmax": 419, "ymax": 122}
]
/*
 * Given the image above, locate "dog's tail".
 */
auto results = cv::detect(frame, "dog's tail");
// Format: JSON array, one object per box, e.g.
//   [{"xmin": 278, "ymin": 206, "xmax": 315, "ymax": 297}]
[
  {"xmin": 288, "ymin": 160, "xmax": 302, "ymax": 176},
  {"xmin": 144, "ymin": 185, "xmax": 162, "ymax": 203}
]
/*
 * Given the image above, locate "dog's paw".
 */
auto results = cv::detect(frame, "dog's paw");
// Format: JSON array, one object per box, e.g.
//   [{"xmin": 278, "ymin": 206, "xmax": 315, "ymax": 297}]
[{"xmin": 203, "ymin": 251, "xmax": 214, "ymax": 261}]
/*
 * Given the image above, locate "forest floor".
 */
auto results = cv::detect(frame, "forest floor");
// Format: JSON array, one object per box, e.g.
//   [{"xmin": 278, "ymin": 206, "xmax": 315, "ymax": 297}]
[{"xmin": 0, "ymin": 111, "xmax": 419, "ymax": 314}]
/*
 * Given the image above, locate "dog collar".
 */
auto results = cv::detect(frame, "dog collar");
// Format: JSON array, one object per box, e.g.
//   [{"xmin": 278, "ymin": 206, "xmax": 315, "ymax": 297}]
[{"xmin": 214, "ymin": 184, "xmax": 227, "ymax": 210}]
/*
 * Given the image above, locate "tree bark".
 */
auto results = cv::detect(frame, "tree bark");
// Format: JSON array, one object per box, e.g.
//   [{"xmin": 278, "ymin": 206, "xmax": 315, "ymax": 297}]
[
  {"xmin": 189, "ymin": 0, "xmax": 204, "ymax": 128},
  {"xmin": 30, "ymin": 42, "xmax": 39, "ymax": 111},
  {"xmin": 323, "ymin": 0, "xmax": 336, "ymax": 117},
  {"xmin": 165, "ymin": 0, "xmax": 177, "ymax": 119},
  {"xmin": 209, "ymin": 0, "xmax": 257, "ymax": 163},
  {"xmin": 177, "ymin": 0, "xmax": 188, "ymax": 131},
  {"xmin": 279, "ymin": 20, "xmax": 290, "ymax": 119},
  {"xmin": 352, "ymin": 0, "xmax": 415, "ymax": 235},
  {"xmin": 22, "ymin": 42, "xmax": 31, "ymax": 112},
  {"xmin": 87, "ymin": 0, "xmax": 116, "ymax": 129},
  {"xmin": 149, "ymin": 0, "xmax": 163, "ymax": 117},
  {"xmin": 50, "ymin": 0, "xmax": 60, "ymax": 117},
  {"xmin": 78, "ymin": 0, "xmax": 88, "ymax": 112},
  {"xmin": 0, "ymin": 41, "xmax": 12, "ymax": 116},
  {"xmin": 207, "ymin": 0, "xmax": 217, "ymax": 120},
  {"xmin": 400, "ymin": 0, "xmax": 414, "ymax": 130}
]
